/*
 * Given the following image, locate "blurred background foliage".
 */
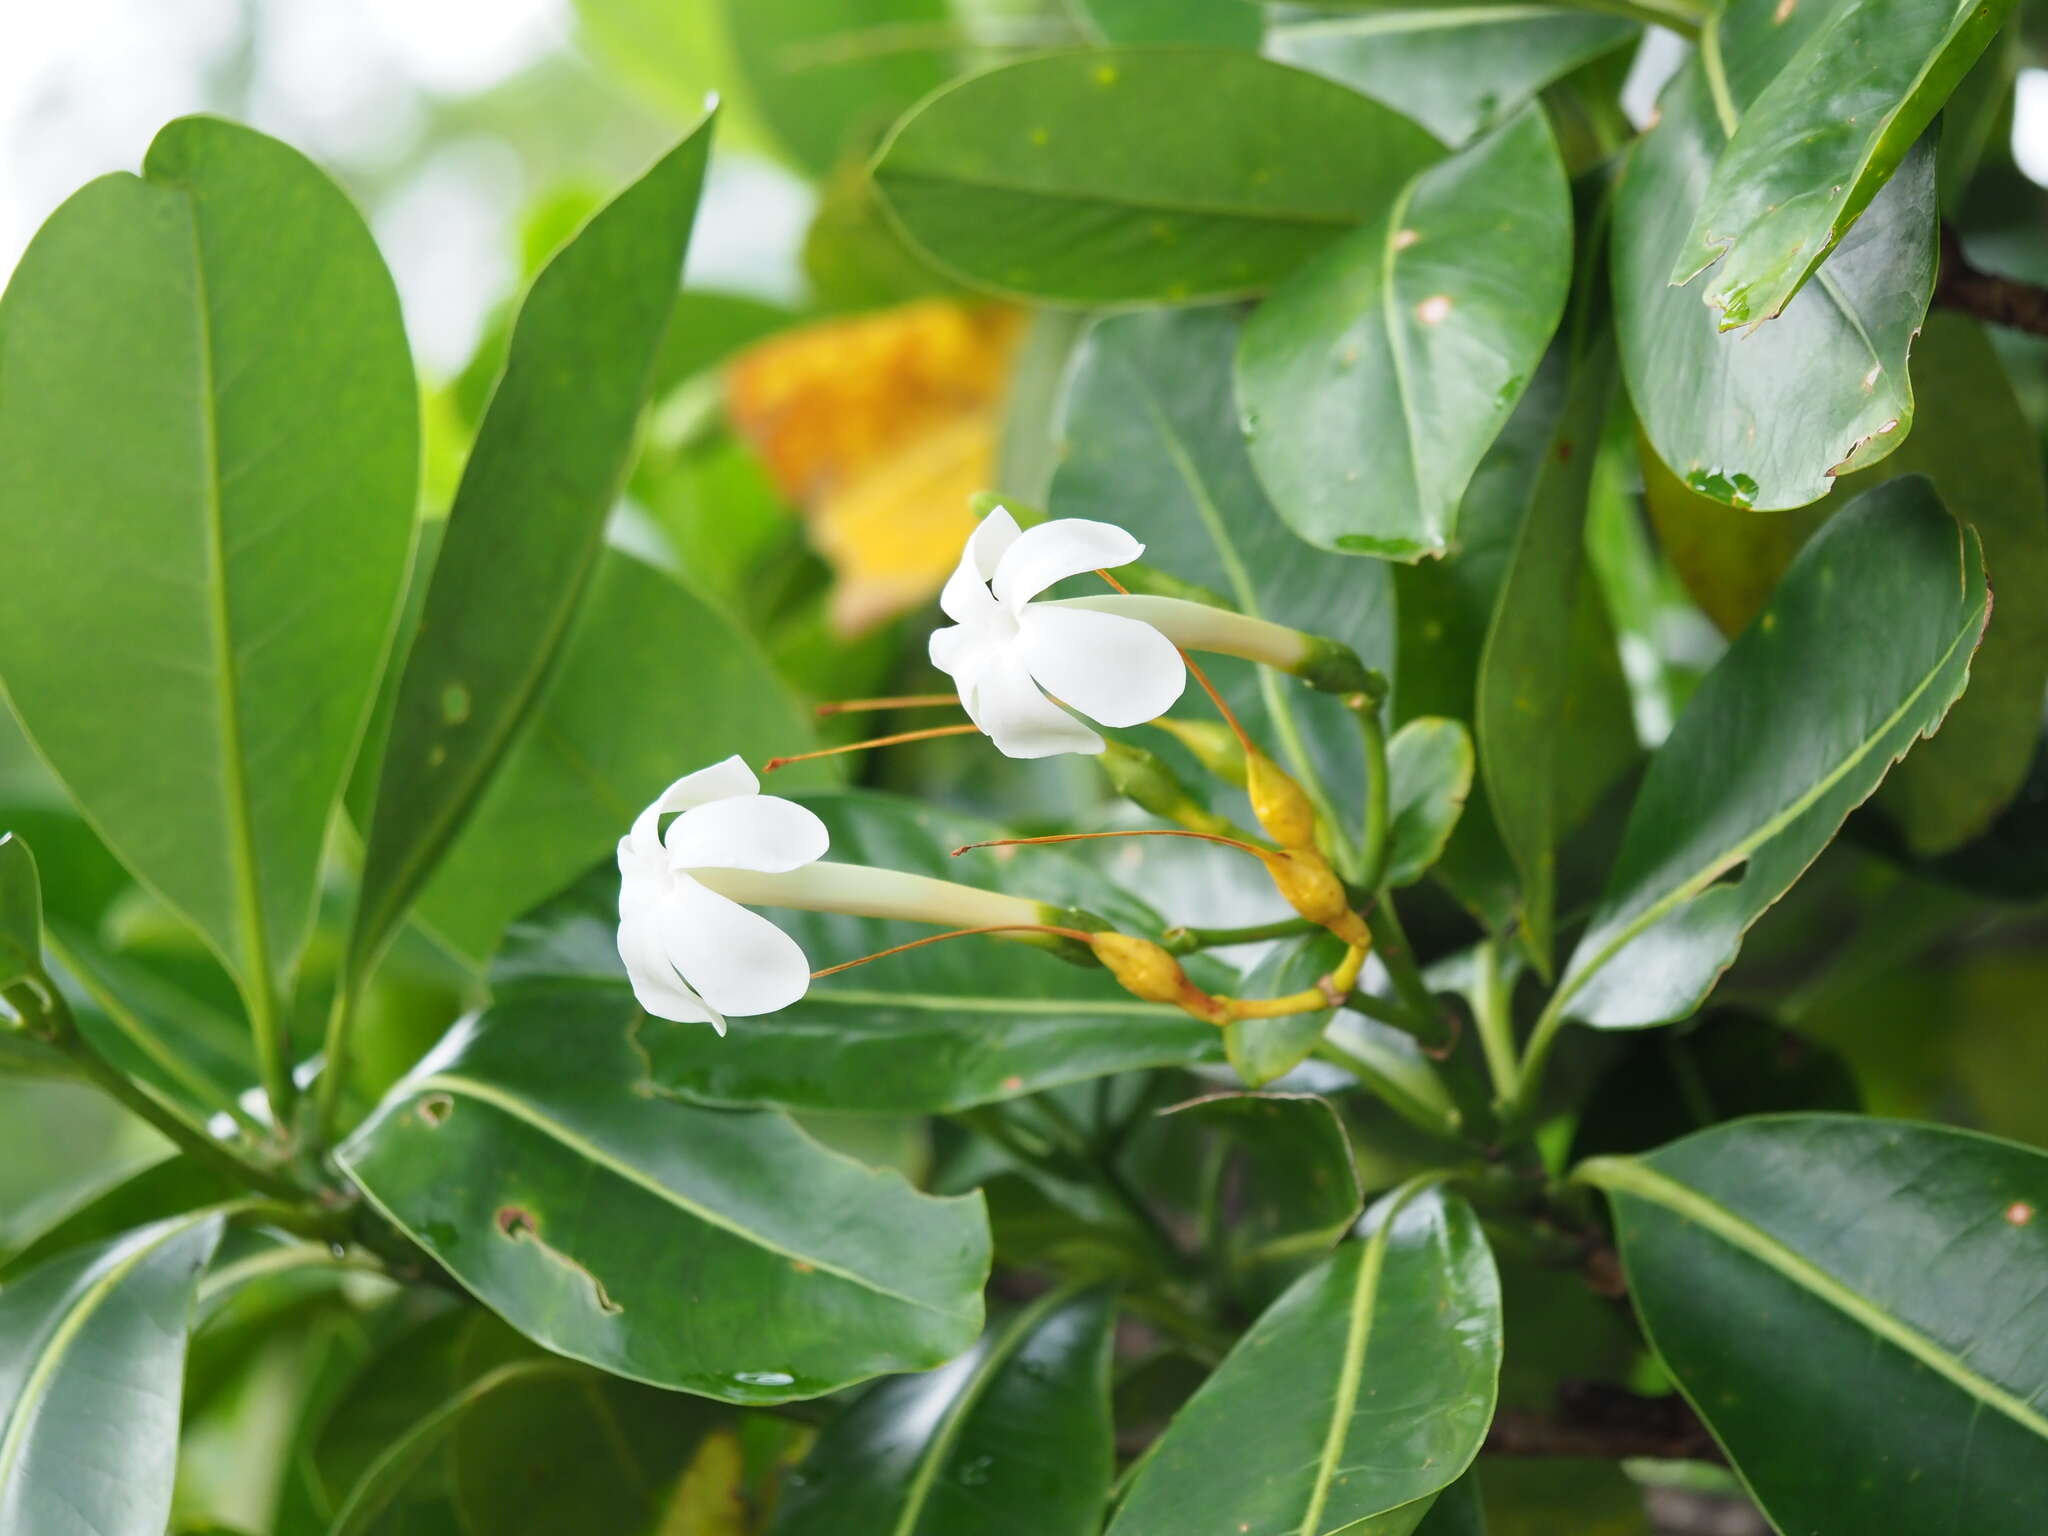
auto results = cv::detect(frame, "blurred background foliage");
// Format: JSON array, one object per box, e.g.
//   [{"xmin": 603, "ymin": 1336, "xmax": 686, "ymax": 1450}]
[{"xmin": 6, "ymin": 2, "xmax": 2048, "ymax": 1529}]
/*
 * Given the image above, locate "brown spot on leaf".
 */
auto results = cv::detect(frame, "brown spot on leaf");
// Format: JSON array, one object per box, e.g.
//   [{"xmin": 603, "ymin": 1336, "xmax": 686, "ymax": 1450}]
[
  {"xmin": 1416, "ymin": 294, "xmax": 1453, "ymax": 325},
  {"xmin": 2007, "ymin": 1201, "xmax": 2035, "ymax": 1227},
  {"xmin": 495, "ymin": 1204, "xmax": 623, "ymax": 1313},
  {"xmin": 1774, "ymin": 0, "xmax": 1795, "ymax": 20},
  {"xmin": 496, "ymin": 1204, "xmax": 536, "ymax": 1238},
  {"xmin": 419, "ymin": 1093, "xmax": 453, "ymax": 1127}
]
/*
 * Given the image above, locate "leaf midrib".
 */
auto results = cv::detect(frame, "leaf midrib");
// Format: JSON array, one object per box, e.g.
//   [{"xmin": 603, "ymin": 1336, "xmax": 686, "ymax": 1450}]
[
  {"xmin": 879, "ymin": 165, "xmax": 1369, "ymax": 232},
  {"xmin": 1579, "ymin": 1156, "xmax": 2048, "ymax": 1441},
  {"xmin": 383, "ymin": 1072, "xmax": 968, "ymax": 1320}
]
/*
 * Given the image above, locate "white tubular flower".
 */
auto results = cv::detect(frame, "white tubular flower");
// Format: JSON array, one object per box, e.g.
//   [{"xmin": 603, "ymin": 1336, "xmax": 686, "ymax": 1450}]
[
  {"xmin": 928, "ymin": 507, "xmax": 1186, "ymax": 759},
  {"xmin": 616, "ymin": 755, "xmax": 828, "ymax": 1034}
]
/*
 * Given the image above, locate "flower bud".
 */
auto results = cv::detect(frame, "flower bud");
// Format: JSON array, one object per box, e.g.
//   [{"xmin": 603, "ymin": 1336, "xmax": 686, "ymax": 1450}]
[
  {"xmin": 1099, "ymin": 742, "xmax": 1241, "ymax": 838},
  {"xmin": 1089, "ymin": 932, "xmax": 1226, "ymax": 1022},
  {"xmin": 1148, "ymin": 716, "xmax": 1247, "ymax": 787},
  {"xmin": 1261, "ymin": 848, "xmax": 1372, "ymax": 949},
  {"xmin": 1246, "ymin": 751, "xmax": 1318, "ymax": 851}
]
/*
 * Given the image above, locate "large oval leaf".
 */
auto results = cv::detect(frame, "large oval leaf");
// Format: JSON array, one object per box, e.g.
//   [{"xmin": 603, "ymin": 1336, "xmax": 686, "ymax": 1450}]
[
  {"xmin": 1109, "ymin": 1185, "xmax": 1500, "ymax": 1535},
  {"xmin": 348, "ymin": 116, "xmax": 714, "ymax": 981},
  {"xmin": 0, "ymin": 1212, "xmax": 225, "ymax": 1535},
  {"xmin": 490, "ymin": 793, "xmax": 1224, "ymax": 1114},
  {"xmin": 0, "ymin": 116, "xmax": 416, "ymax": 1008},
  {"xmin": 774, "ymin": 1288, "xmax": 1117, "ymax": 1535},
  {"xmin": 872, "ymin": 48, "xmax": 1442, "ymax": 304},
  {"xmin": 1675, "ymin": 0, "xmax": 2012, "ymax": 326},
  {"xmin": 1615, "ymin": 57, "xmax": 1935, "ymax": 510},
  {"xmin": 1050, "ymin": 307, "xmax": 1394, "ymax": 850},
  {"xmin": 336, "ymin": 1003, "xmax": 990, "ymax": 1402},
  {"xmin": 1239, "ymin": 104, "xmax": 1569, "ymax": 561},
  {"xmin": 1579, "ymin": 1116, "xmax": 2048, "ymax": 1534},
  {"xmin": 1558, "ymin": 477, "xmax": 1988, "ymax": 1028}
]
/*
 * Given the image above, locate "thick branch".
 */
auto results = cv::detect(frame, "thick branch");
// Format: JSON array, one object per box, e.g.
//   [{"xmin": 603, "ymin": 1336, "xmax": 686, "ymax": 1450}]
[
  {"xmin": 1935, "ymin": 227, "xmax": 2048, "ymax": 339},
  {"xmin": 1484, "ymin": 1381, "xmax": 1725, "ymax": 1464}
]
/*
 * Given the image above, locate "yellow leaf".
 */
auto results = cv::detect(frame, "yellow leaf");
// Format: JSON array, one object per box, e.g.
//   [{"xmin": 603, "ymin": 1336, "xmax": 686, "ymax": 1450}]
[{"xmin": 727, "ymin": 299, "xmax": 1024, "ymax": 633}]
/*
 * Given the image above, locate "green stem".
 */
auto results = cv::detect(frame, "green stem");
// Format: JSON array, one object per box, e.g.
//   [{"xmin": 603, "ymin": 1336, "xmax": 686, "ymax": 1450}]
[
  {"xmin": 1503, "ymin": 990, "xmax": 1574, "ymax": 1137},
  {"xmin": 1367, "ymin": 898, "xmax": 1454, "ymax": 1053},
  {"xmin": 245, "ymin": 970, "xmax": 296, "ymax": 1135},
  {"xmin": 7, "ymin": 981, "xmax": 303, "ymax": 1201},
  {"xmin": 1160, "ymin": 916, "xmax": 1319, "ymax": 955},
  {"xmin": 310, "ymin": 972, "xmax": 361, "ymax": 1153},
  {"xmin": 1471, "ymin": 939, "xmax": 1522, "ymax": 1105},
  {"xmin": 1312, "ymin": 1035, "xmax": 1463, "ymax": 1142},
  {"xmin": 1351, "ymin": 698, "xmax": 1392, "ymax": 893}
]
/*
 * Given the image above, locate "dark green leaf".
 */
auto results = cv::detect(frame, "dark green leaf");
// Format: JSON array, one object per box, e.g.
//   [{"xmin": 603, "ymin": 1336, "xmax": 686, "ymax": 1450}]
[
  {"xmin": 0, "ymin": 117, "xmax": 417, "ymax": 1006},
  {"xmin": 349, "ymin": 116, "xmax": 714, "ymax": 980},
  {"xmin": 1384, "ymin": 718, "xmax": 1473, "ymax": 887},
  {"xmin": 1616, "ymin": 59, "xmax": 1935, "ymax": 510},
  {"xmin": 1268, "ymin": 6, "xmax": 1634, "ymax": 146},
  {"xmin": 873, "ymin": 49, "xmax": 1442, "ymax": 303},
  {"xmin": 336, "ymin": 999, "xmax": 991, "ymax": 1401},
  {"xmin": 0, "ymin": 1212, "xmax": 225, "ymax": 1534},
  {"xmin": 1162, "ymin": 1091, "xmax": 1362, "ymax": 1264},
  {"xmin": 1, "ymin": 1155, "xmax": 235, "ymax": 1281},
  {"xmin": 1109, "ymin": 1185, "xmax": 1500, "ymax": 1535},
  {"xmin": 1225, "ymin": 933, "xmax": 1350, "ymax": 1088},
  {"xmin": 494, "ymin": 792, "xmax": 1222, "ymax": 1114},
  {"xmin": 1675, "ymin": 0, "xmax": 2011, "ymax": 326},
  {"xmin": 1559, "ymin": 478, "xmax": 1987, "ymax": 1027},
  {"xmin": 0, "ymin": 833, "xmax": 38, "ymax": 991},
  {"xmin": 774, "ymin": 1288, "xmax": 1117, "ymax": 1535},
  {"xmin": 1580, "ymin": 1116, "xmax": 2048, "ymax": 1534},
  {"xmin": 1239, "ymin": 105, "xmax": 1569, "ymax": 560},
  {"xmin": 1411, "ymin": 1471, "xmax": 1486, "ymax": 1536}
]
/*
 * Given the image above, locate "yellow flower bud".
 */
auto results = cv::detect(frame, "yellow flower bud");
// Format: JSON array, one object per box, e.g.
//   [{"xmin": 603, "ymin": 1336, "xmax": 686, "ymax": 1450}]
[
  {"xmin": 1089, "ymin": 932, "xmax": 1226, "ymax": 1023},
  {"xmin": 1246, "ymin": 751, "xmax": 1318, "ymax": 851},
  {"xmin": 1260, "ymin": 848, "xmax": 1372, "ymax": 949}
]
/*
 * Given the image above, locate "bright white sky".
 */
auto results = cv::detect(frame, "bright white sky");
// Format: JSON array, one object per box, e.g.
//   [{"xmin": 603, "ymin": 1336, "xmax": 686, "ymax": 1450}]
[{"xmin": 0, "ymin": 0, "xmax": 811, "ymax": 370}]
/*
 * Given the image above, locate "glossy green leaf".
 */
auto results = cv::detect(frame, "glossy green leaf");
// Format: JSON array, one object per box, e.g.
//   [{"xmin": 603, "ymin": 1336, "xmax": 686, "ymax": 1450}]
[
  {"xmin": 0, "ymin": 116, "xmax": 417, "ymax": 1005},
  {"xmin": 1675, "ymin": 0, "xmax": 2011, "ymax": 326},
  {"xmin": 1077, "ymin": 0, "xmax": 1261, "ymax": 45},
  {"xmin": 1384, "ymin": 718, "xmax": 1472, "ymax": 887},
  {"xmin": 1477, "ymin": 330, "xmax": 1615, "ymax": 973},
  {"xmin": 412, "ymin": 547, "xmax": 822, "ymax": 963},
  {"xmin": 491, "ymin": 793, "xmax": 1223, "ymax": 1113},
  {"xmin": 336, "ymin": 999, "xmax": 991, "ymax": 1401},
  {"xmin": 722, "ymin": 0, "xmax": 952, "ymax": 178},
  {"xmin": 1162, "ymin": 1092, "xmax": 1362, "ymax": 1263},
  {"xmin": 774, "ymin": 1288, "xmax": 1117, "ymax": 1535},
  {"xmin": 1559, "ymin": 478, "xmax": 1988, "ymax": 1028},
  {"xmin": 1580, "ymin": 1116, "xmax": 2048, "ymax": 1534},
  {"xmin": 872, "ymin": 49, "xmax": 1442, "ymax": 303},
  {"xmin": 1051, "ymin": 307, "xmax": 1395, "ymax": 845},
  {"xmin": 1110, "ymin": 1184, "xmax": 1500, "ymax": 1535},
  {"xmin": 1225, "ymin": 933, "xmax": 1350, "ymax": 1088},
  {"xmin": 348, "ymin": 116, "xmax": 714, "ymax": 981},
  {"xmin": 1267, "ymin": 6, "xmax": 1634, "ymax": 147},
  {"xmin": 1239, "ymin": 105, "xmax": 1568, "ymax": 560},
  {"xmin": 1616, "ymin": 57, "xmax": 1935, "ymax": 510},
  {"xmin": 0, "ymin": 1154, "xmax": 235, "ymax": 1281},
  {"xmin": 0, "ymin": 832, "xmax": 38, "ymax": 990},
  {"xmin": 0, "ymin": 1212, "xmax": 225, "ymax": 1535}
]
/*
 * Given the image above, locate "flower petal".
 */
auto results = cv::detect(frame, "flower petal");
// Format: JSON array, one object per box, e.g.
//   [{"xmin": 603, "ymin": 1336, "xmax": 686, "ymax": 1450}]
[
  {"xmin": 665, "ymin": 794, "xmax": 828, "ymax": 874},
  {"xmin": 617, "ymin": 849, "xmax": 723, "ymax": 1031},
  {"xmin": 929, "ymin": 625, "xmax": 1008, "ymax": 735},
  {"xmin": 1016, "ymin": 605, "xmax": 1187, "ymax": 727},
  {"xmin": 938, "ymin": 507, "xmax": 1021, "ymax": 627},
  {"xmin": 990, "ymin": 518, "xmax": 1144, "ymax": 608},
  {"xmin": 626, "ymin": 754, "xmax": 758, "ymax": 859},
  {"xmin": 659, "ymin": 875, "xmax": 814, "ymax": 1017},
  {"xmin": 966, "ymin": 646, "xmax": 1104, "ymax": 758}
]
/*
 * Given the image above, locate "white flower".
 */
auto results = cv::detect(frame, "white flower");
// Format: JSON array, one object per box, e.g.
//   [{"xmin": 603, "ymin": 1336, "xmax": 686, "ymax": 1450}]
[
  {"xmin": 928, "ymin": 508, "xmax": 1186, "ymax": 758},
  {"xmin": 616, "ymin": 755, "xmax": 827, "ymax": 1033}
]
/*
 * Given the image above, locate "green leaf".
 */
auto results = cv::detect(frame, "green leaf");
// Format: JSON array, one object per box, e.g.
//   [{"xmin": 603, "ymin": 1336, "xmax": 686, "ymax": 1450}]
[
  {"xmin": 1674, "ymin": 0, "xmax": 2012, "ymax": 326},
  {"xmin": 1051, "ymin": 307, "xmax": 1395, "ymax": 847},
  {"xmin": 1579, "ymin": 1116, "xmax": 2048, "ymax": 1534},
  {"xmin": 1075, "ymin": 0, "xmax": 1262, "ymax": 46},
  {"xmin": 1476, "ymin": 330, "xmax": 1615, "ymax": 973},
  {"xmin": 1383, "ymin": 718, "xmax": 1473, "ymax": 887},
  {"xmin": 722, "ymin": 0, "xmax": 954, "ymax": 178},
  {"xmin": 1109, "ymin": 1184, "xmax": 1500, "ymax": 1535},
  {"xmin": 1559, "ymin": 478, "xmax": 1988, "ymax": 1028},
  {"xmin": 1615, "ymin": 58, "xmax": 1935, "ymax": 510},
  {"xmin": 1411, "ymin": 1471, "xmax": 1486, "ymax": 1536},
  {"xmin": 1162, "ymin": 1091, "xmax": 1362, "ymax": 1264},
  {"xmin": 348, "ymin": 116, "xmax": 714, "ymax": 981},
  {"xmin": 0, "ymin": 1154, "xmax": 235, "ymax": 1282},
  {"xmin": 1225, "ymin": 933, "xmax": 1350, "ymax": 1087},
  {"xmin": 336, "ymin": 999, "xmax": 991, "ymax": 1402},
  {"xmin": 0, "ymin": 116, "xmax": 417, "ymax": 1010},
  {"xmin": 491, "ymin": 793, "xmax": 1223, "ymax": 1114},
  {"xmin": 1267, "ymin": 6, "xmax": 1634, "ymax": 148},
  {"xmin": 0, "ymin": 1212, "xmax": 225, "ymax": 1535},
  {"xmin": 1238, "ymin": 105, "xmax": 1570, "ymax": 560},
  {"xmin": 872, "ymin": 49, "xmax": 1442, "ymax": 304},
  {"xmin": 0, "ymin": 832, "xmax": 38, "ymax": 991},
  {"xmin": 773, "ymin": 1288, "xmax": 1117, "ymax": 1535},
  {"xmin": 411, "ymin": 547, "xmax": 822, "ymax": 964}
]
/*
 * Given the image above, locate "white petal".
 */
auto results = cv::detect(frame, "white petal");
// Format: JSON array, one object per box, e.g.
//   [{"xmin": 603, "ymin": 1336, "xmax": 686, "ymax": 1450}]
[
  {"xmin": 928, "ymin": 626, "xmax": 1007, "ymax": 735},
  {"xmin": 617, "ymin": 854, "xmax": 723, "ymax": 1031},
  {"xmin": 937, "ymin": 507, "xmax": 1020, "ymax": 627},
  {"xmin": 968, "ymin": 646, "xmax": 1104, "ymax": 758},
  {"xmin": 626, "ymin": 754, "xmax": 758, "ymax": 859},
  {"xmin": 659, "ymin": 875, "xmax": 814, "ymax": 1017},
  {"xmin": 990, "ymin": 518, "xmax": 1144, "ymax": 608},
  {"xmin": 665, "ymin": 794, "xmax": 828, "ymax": 874},
  {"xmin": 1016, "ymin": 605, "xmax": 1187, "ymax": 727}
]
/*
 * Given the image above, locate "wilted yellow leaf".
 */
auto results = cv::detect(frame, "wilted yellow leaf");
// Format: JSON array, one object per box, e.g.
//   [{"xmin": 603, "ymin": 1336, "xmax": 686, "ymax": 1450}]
[{"xmin": 726, "ymin": 299, "xmax": 1024, "ymax": 633}]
